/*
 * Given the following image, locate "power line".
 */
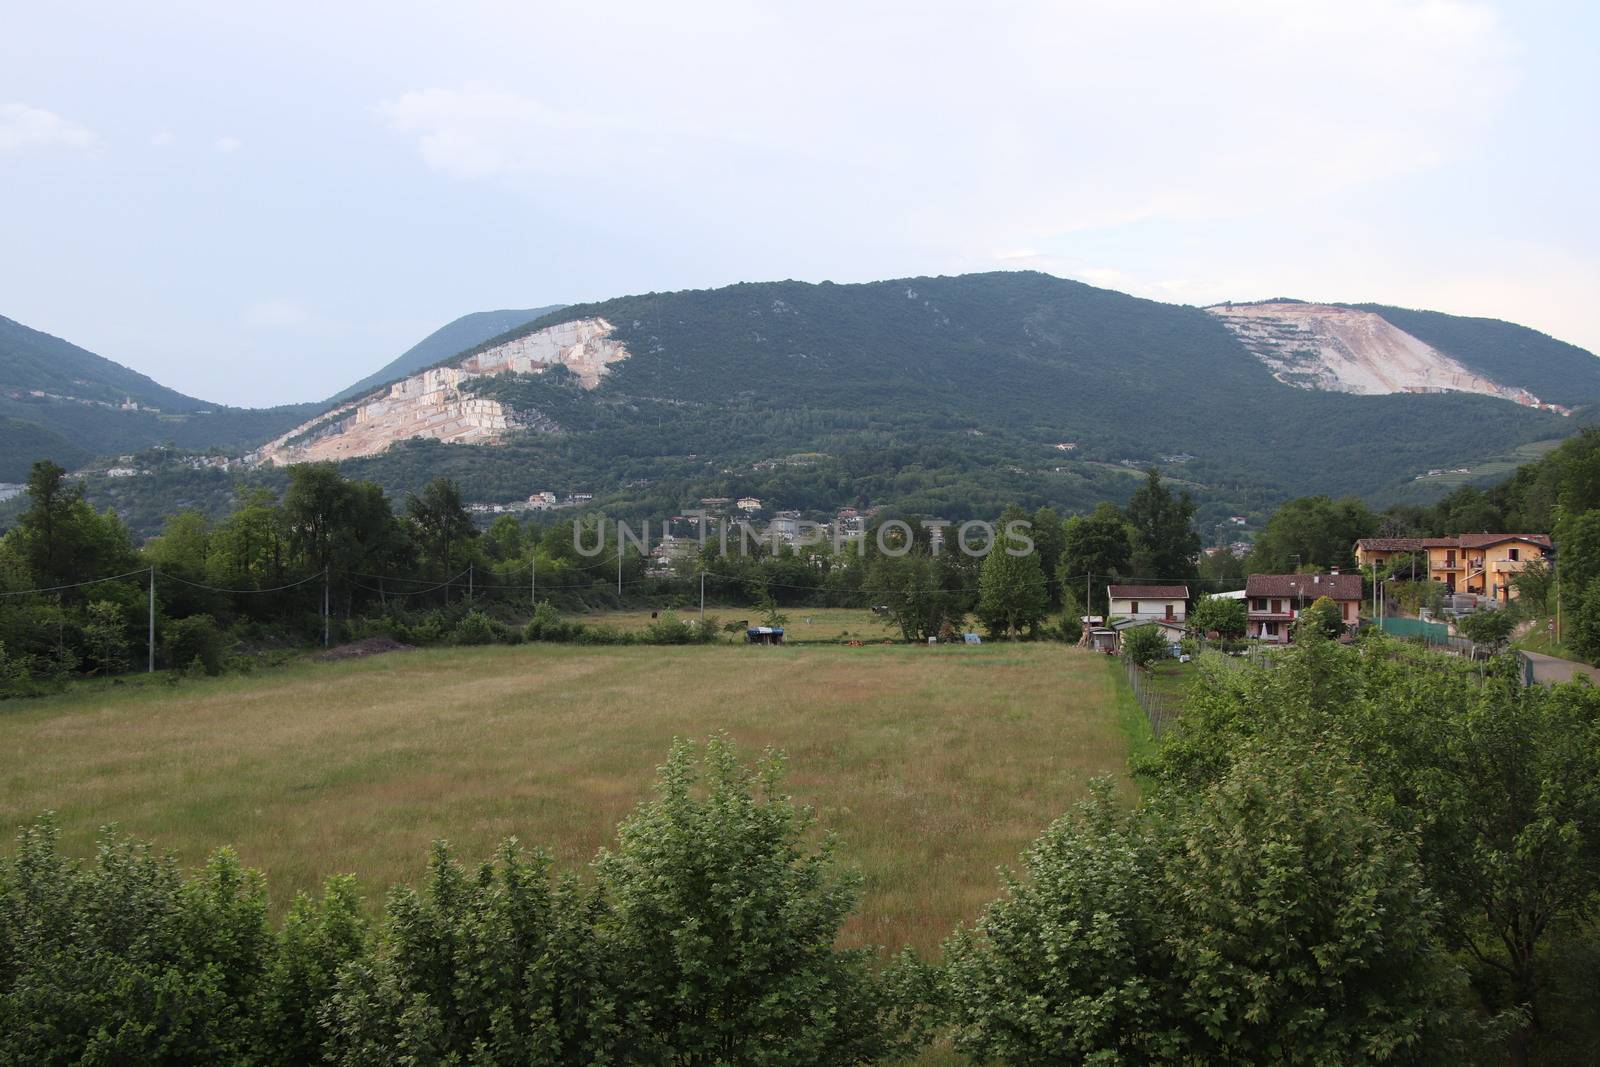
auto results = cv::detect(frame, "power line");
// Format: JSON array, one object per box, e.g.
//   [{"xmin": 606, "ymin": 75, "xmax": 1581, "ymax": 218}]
[
  {"xmin": 158, "ymin": 571, "xmax": 326, "ymax": 594},
  {"xmin": 0, "ymin": 568, "xmax": 151, "ymax": 598}
]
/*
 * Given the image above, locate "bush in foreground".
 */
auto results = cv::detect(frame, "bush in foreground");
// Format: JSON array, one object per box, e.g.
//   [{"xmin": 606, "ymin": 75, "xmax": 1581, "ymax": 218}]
[
  {"xmin": 0, "ymin": 738, "xmax": 906, "ymax": 1066},
  {"xmin": 944, "ymin": 753, "xmax": 1471, "ymax": 1064}
]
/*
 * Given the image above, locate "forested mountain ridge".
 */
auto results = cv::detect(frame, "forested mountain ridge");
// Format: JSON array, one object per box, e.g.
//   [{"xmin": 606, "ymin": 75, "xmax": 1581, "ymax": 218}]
[
  {"xmin": 307, "ymin": 272, "xmax": 1583, "ymax": 525},
  {"xmin": 329, "ymin": 304, "xmax": 565, "ymax": 402},
  {"xmin": 1351, "ymin": 302, "xmax": 1600, "ymax": 407},
  {"xmin": 0, "ymin": 313, "xmax": 318, "ymax": 480},
  {"xmin": 6, "ymin": 272, "xmax": 1599, "ymax": 533}
]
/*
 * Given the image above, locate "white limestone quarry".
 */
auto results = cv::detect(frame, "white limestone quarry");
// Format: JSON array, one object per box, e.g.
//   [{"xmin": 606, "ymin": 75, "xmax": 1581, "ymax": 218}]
[
  {"xmin": 253, "ymin": 317, "xmax": 629, "ymax": 465},
  {"xmin": 1207, "ymin": 303, "xmax": 1569, "ymax": 413}
]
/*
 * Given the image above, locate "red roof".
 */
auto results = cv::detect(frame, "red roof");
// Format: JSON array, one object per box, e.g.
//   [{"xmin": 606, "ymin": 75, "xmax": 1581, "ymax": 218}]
[
  {"xmin": 1456, "ymin": 533, "xmax": 1552, "ymax": 549},
  {"xmin": 1245, "ymin": 573, "xmax": 1362, "ymax": 601},
  {"xmin": 1357, "ymin": 533, "xmax": 1550, "ymax": 553},
  {"xmin": 1107, "ymin": 585, "xmax": 1189, "ymax": 600},
  {"xmin": 1356, "ymin": 537, "xmax": 1426, "ymax": 552}
]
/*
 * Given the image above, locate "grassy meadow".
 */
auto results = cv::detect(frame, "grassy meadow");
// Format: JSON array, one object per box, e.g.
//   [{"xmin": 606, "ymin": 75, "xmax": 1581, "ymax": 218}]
[
  {"xmin": 576, "ymin": 605, "xmax": 896, "ymax": 642},
  {"xmin": 0, "ymin": 641, "xmax": 1136, "ymax": 956}
]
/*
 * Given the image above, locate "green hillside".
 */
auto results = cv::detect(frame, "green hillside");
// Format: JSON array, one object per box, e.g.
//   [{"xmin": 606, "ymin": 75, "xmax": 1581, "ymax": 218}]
[
  {"xmin": 341, "ymin": 272, "xmax": 1576, "ymax": 524},
  {"xmin": 0, "ymin": 417, "xmax": 89, "ymax": 481},
  {"xmin": 1355, "ymin": 303, "xmax": 1600, "ymax": 407},
  {"xmin": 0, "ymin": 313, "xmax": 204, "ymax": 411},
  {"xmin": 0, "ymin": 313, "xmax": 317, "ymax": 471},
  {"xmin": 331, "ymin": 305, "xmax": 565, "ymax": 402}
]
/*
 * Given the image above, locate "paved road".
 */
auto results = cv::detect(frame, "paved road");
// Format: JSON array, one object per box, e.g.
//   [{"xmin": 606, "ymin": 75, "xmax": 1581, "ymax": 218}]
[{"xmin": 1522, "ymin": 650, "xmax": 1600, "ymax": 686}]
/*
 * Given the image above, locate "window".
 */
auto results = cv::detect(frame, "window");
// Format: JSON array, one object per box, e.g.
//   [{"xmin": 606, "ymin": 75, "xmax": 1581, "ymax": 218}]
[
  {"xmin": 1251, "ymin": 598, "xmax": 1266, "ymax": 611},
  {"xmin": 1509, "ymin": 548, "xmax": 1520, "ymax": 561},
  {"xmin": 1271, "ymin": 599, "xmax": 1283, "ymax": 613},
  {"xmin": 1129, "ymin": 601, "xmax": 1139, "ymax": 614},
  {"xmin": 1266, "ymin": 622, "xmax": 1279, "ymax": 636},
  {"xmin": 1163, "ymin": 603, "xmax": 1175, "ymax": 619}
]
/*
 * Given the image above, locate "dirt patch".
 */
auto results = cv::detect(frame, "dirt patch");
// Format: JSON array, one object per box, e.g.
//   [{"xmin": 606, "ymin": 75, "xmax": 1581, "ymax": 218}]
[{"xmin": 314, "ymin": 637, "xmax": 416, "ymax": 662}]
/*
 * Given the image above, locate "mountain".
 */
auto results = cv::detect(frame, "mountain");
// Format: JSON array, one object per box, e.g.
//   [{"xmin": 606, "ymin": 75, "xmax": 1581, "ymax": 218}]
[
  {"xmin": 0, "ymin": 313, "xmax": 318, "ymax": 473},
  {"xmin": 1350, "ymin": 303, "xmax": 1600, "ymax": 407},
  {"xmin": 253, "ymin": 272, "xmax": 1594, "ymax": 528},
  {"xmin": 330, "ymin": 306, "xmax": 565, "ymax": 403}
]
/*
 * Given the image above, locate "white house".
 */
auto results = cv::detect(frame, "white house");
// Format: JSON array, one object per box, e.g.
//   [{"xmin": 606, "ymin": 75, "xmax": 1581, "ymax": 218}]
[
  {"xmin": 736, "ymin": 497, "xmax": 762, "ymax": 512},
  {"xmin": 1106, "ymin": 584, "xmax": 1189, "ymax": 623}
]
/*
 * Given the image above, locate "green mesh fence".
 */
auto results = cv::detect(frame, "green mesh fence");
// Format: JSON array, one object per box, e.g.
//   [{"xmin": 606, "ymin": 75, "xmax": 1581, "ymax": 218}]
[{"xmin": 1380, "ymin": 617, "xmax": 1450, "ymax": 644}]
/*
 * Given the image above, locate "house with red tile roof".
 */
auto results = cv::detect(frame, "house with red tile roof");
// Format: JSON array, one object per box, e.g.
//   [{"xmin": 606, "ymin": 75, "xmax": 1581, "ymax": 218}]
[
  {"xmin": 1106, "ymin": 584, "xmax": 1189, "ymax": 624},
  {"xmin": 1245, "ymin": 572, "xmax": 1362, "ymax": 644},
  {"xmin": 1354, "ymin": 534, "xmax": 1551, "ymax": 603}
]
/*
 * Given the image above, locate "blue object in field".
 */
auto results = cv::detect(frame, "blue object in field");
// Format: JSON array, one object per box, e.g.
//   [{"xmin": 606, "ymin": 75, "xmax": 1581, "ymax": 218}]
[{"xmin": 963, "ymin": 633, "xmax": 982, "ymax": 644}]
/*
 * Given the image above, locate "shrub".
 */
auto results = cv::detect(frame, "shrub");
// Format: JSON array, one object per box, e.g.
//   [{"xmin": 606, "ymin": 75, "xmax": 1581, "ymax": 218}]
[
  {"xmin": 0, "ymin": 818, "xmax": 273, "ymax": 1064},
  {"xmin": 641, "ymin": 609, "xmax": 712, "ymax": 645},
  {"xmin": 451, "ymin": 609, "xmax": 499, "ymax": 646},
  {"xmin": 82, "ymin": 600, "xmax": 131, "ymax": 677},
  {"xmin": 324, "ymin": 842, "xmax": 617, "ymax": 1064},
  {"xmin": 944, "ymin": 755, "xmax": 1470, "ymax": 1062},
  {"xmin": 594, "ymin": 736, "xmax": 893, "ymax": 1064},
  {"xmin": 1458, "ymin": 606, "xmax": 1515, "ymax": 651},
  {"xmin": 1121, "ymin": 624, "xmax": 1168, "ymax": 668},
  {"xmin": 1295, "ymin": 595, "xmax": 1344, "ymax": 641},
  {"xmin": 162, "ymin": 614, "xmax": 228, "ymax": 675},
  {"xmin": 523, "ymin": 601, "xmax": 583, "ymax": 643},
  {"xmin": 573, "ymin": 624, "xmax": 632, "ymax": 646}
]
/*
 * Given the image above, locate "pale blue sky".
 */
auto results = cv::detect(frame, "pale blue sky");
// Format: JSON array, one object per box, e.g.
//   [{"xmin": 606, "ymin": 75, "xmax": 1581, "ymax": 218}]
[{"xmin": 3, "ymin": 1, "xmax": 1596, "ymax": 406}]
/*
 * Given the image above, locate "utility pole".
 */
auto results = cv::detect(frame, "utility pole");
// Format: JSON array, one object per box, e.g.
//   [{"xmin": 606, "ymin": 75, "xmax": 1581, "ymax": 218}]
[
  {"xmin": 322, "ymin": 568, "xmax": 330, "ymax": 648},
  {"xmin": 530, "ymin": 556, "xmax": 536, "ymax": 609},
  {"xmin": 1085, "ymin": 571, "xmax": 1092, "ymax": 623},
  {"xmin": 699, "ymin": 570, "xmax": 705, "ymax": 627},
  {"xmin": 148, "ymin": 566, "xmax": 155, "ymax": 672},
  {"xmin": 468, "ymin": 562, "xmax": 474, "ymax": 604},
  {"xmin": 617, "ymin": 551, "xmax": 622, "ymax": 597}
]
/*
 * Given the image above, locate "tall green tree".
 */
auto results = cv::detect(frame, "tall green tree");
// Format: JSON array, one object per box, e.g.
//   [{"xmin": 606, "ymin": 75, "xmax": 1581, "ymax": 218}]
[
  {"xmin": 1125, "ymin": 470, "xmax": 1200, "ymax": 581},
  {"xmin": 1249, "ymin": 495, "xmax": 1378, "ymax": 573},
  {"xmin": 1058, "ymin": 502, "xmax": 1132, "ymax": 615},
  {"xmin": 405, "ymin": 477, "xmax": 476, "ymax": 578},
  {"xmin": 977, "ymin": 516, "xmax": 1049, "ymax": 638}
]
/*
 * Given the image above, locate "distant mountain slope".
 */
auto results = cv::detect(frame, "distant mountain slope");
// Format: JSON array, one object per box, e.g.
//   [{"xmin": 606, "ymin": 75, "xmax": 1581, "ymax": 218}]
[
  {"xmin": 330, "ymin": 305, "xmax": 564, "ymax": 402},
  {"xmin": 1207, "ymin": 303, "xmax": 1563, "ymax": 410},
  {"xmin": 1353, "ymin": 304, "xmax": 1600, "ymax": 407},
  {"xmin": 0, "ymin": 417, "xmax": 88, "ymax": 481},
  {"xmin": 281, "ymin": 272, "xmax": 1580, "ymax": 524},
  {"xmin": 0, "ymin": 313, "xmax": 206, "ymax": 411},
  {"xmin": 0, "ymin": 313, "xmax": 318, "ymax": 472}
]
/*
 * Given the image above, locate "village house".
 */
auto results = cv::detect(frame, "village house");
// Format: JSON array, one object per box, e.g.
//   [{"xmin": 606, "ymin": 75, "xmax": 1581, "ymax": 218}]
[
  {"xmin": 735, "ymin": 496, "xmax": 762, "ymax": 513},
  {"xmin": 1354, "ymin": 534, "xmax": 1552, "ymax": 603},
  {"xmin": 1106, "ymin": 584, "xmax": 1188, "ymax": 623},
  {"xmin": 1245, "ymin": 572, "xmax": 1362, "ymax": 644}
]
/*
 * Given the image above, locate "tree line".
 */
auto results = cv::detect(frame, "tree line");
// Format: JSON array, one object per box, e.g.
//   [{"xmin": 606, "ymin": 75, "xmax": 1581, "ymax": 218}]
[{"xmin": 0, "ymin": 460, "xmax": 1211, "ymax": 693}]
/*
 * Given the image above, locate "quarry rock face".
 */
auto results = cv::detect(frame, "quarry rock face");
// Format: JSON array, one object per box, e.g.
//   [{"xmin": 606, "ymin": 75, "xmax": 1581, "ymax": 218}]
[
  {"xmin": 254, "ymin": 317, "xmax": 628, "ymax": 464},
  {"xmin": 1208, "ymin": 303, "xmax": 1565, "ymax": 412}
]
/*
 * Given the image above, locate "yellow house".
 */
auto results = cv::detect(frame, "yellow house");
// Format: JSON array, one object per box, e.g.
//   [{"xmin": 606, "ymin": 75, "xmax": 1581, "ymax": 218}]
[{"xmin": 1354, "ymin": 534, "xmax": 1552, "ymax": 603}]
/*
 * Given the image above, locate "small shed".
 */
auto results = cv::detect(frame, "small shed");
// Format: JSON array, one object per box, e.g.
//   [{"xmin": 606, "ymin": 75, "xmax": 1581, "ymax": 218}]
[
  {"xmin": 1088, "ymin": 628, "xmax": 1118, "ymax": 653},
  {"xmin": 746, "ymin": 626, "xmax": 785, "ymax": 645}
]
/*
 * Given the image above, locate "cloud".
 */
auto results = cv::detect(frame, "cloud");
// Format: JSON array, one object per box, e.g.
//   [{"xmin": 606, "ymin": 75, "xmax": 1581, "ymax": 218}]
[
  {"xmin": 0, "ymin": 103, "xmax": 97, "ymax": 152},
  {"xmin": 150, "ymin": 130, "xmax": 175, "ymax": 147},
  {"xmin": 213, "ymin": 135, "xmax": 243, "ymax": 153}
]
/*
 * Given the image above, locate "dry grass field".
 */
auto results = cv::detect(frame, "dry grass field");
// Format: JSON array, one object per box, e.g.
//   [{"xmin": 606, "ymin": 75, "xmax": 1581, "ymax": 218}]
[
  {"xmin": 576, "ymin": 605, "xmax": 896, "ymax": 642},
  {"xmin": 0, "ymin": 642, "xmax": 1136, "ymax": 957}
]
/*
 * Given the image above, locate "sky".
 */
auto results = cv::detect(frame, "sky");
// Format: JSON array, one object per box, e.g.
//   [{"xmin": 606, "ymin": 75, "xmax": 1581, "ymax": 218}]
[{"xmin": 2, "ymin": 0, "xmax": 1597, "ymax": 407}]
